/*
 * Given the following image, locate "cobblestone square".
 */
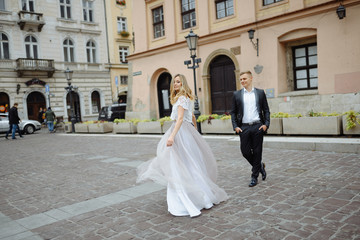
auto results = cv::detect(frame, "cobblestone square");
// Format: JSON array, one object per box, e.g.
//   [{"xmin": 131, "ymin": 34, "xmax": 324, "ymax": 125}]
[{"xmin": 0, "ymin": 132, "xmax": 359, "ymax": 239}]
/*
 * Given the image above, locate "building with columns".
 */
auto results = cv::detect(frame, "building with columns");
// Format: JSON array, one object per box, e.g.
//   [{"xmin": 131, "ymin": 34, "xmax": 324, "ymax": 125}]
[
  {"xmin": 126, "ymin": 0, "xmax": 360, "ymax": 120},
  {"xmin": 0, "ymin": 0, "xmax": 112, "ymax": 122}
]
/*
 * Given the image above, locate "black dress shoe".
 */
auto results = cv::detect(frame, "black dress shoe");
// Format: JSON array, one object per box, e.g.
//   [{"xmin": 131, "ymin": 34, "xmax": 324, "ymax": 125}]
[
  {"xmin": 249, "ymin": 178, "xmax": 258, "ymax": 187},
  {"xmin": 260, "ymin": 162, "xmax": 267, "ymax": 181}
]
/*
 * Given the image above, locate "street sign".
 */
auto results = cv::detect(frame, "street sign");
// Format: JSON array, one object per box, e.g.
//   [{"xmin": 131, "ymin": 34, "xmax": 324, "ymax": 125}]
[
  {"xmin": 45, "ymin": 84, "xmax": 50, "ymax": 93},
  {"xmin": 115, "ymin": 76, "xmax": 118, "ymax": 86}
]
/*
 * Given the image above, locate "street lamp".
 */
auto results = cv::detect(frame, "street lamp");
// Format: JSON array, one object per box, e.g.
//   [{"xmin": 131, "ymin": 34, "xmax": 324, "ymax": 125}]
[
  {"xmin": 184, "ymin": 29, "xmax": 202, "ymax": 133},
  {"xmin": 64, "ymin": 67, "xmax": 76, "ymax": 133},
  {"xmin": 336, "ymin": 3, "xmax": 346, "ymax": 19},
  {"xmin": 248, "ymin": 29, "xmax": 259, "ymax": 57}
]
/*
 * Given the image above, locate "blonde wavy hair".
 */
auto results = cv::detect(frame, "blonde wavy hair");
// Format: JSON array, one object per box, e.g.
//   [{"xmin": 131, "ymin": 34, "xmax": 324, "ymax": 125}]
[{"xmin": 170, "ymin": 74, "xmax": 194, "ymax": 105}]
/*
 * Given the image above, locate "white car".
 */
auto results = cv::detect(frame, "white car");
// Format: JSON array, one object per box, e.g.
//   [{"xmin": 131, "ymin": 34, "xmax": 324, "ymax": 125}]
[{"xmin": 0, "ymin": 113, "xmax": 42, "ymax": 134}]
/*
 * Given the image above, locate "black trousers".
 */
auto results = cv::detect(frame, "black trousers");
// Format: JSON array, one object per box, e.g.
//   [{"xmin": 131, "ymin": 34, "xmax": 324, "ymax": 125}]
[{"xmin": 239, "ymin": 123, "xmax": 264, "ymax": 179}]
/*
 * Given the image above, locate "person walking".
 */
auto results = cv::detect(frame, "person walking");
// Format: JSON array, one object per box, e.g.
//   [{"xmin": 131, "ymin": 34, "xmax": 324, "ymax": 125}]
[
  {"xmin": 38, "ymin": 107, "xmax": 45, "ymax": 124},
  {"xmin": 45, "ymin": 107, "xmax": 56, "ymax": 133},
  {"xmin": 5, "ymin": 103, "xmax": 23, "ymax": 140},
  {"xmin": 230, "ymin": 71, "xmax": 270, "ymax": 187},
  {"xmin": 137, "ymin": 74, "xmax": 228, "ymax": 217}
]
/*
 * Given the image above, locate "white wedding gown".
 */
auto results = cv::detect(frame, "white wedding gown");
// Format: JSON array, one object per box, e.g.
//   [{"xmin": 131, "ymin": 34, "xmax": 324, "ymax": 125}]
[{"xmin": 137, "ymin": 96, "xmax": 228, "ymax": 217}]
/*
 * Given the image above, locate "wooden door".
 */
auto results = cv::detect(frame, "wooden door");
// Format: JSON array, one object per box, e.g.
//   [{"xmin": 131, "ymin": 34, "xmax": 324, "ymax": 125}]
[
  {"xmin": 210, "ymin": 55, "xmax": 236, "ymax": 115},
  {"xmin": 26, "ymin": 91, "xmax": 46, "ymax": 120}
]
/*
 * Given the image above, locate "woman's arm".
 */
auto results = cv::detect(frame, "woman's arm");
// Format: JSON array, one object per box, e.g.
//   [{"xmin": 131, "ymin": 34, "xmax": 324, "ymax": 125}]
[
  {"xmin": 166, "ymin": 106, "xmax": 184, "ymax": 147},
  {"xmin": 192, "ymin": 113, "xmax": 197, "ymax": 130}
]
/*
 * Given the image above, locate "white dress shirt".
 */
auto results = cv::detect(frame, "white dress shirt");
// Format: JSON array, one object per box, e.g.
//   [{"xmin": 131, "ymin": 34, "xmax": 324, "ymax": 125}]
[{"xmin": 242, "ymin": 88, "xmax": 260, "ymax": 124}]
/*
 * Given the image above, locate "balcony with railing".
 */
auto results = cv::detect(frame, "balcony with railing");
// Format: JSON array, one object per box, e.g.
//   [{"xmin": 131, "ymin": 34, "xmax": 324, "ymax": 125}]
[
  {"xmin": 17, "ymin": 11, "xmax": 45, "ymax": 32},
  {"xmin": 16, "ymin": 58, "xmax": 55, "ymax": 77}
]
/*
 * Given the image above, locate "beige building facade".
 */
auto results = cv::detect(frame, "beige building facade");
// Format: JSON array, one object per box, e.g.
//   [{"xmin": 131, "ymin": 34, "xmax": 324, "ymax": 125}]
[
  {"xmin": 127, "ymin": 0, "xmax": 360, "ymax": 120},
  {"xmin": 0, "ymin": 0, "xmax": 112, "ymax": 122},
  {"xmin": 105, "ymin": 0, "xmax": 133, "ymax": 104}
]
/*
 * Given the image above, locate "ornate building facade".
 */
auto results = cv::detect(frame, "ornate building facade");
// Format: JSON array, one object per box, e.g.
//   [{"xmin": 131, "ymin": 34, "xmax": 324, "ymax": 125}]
[
  {"xmin": 0, "ymin": 0, "xmax": 112, "ymax": 122},
  {"xmin": 127, "ymin": 0, "xmax": 360, "ymax": 120}
]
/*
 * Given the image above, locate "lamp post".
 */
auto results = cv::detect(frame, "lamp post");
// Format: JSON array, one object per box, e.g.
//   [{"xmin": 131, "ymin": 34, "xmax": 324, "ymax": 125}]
[
  {"xmin": 64, "ymin": 67, "xmax": 75, "ymax": 133},
  {"xmin": 248, "ymin": 29, "xmax": 259, "ymax": 57},
  {"xmin": 184, "ymin": 29, "xmax": 202, "ymax": 133}
]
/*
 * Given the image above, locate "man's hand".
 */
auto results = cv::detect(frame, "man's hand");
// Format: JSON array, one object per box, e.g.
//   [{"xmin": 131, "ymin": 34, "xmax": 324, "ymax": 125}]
[
  {"xmin": 259, "ymin": 125, "xmax": 267, "ymax": 131},
  {"xmin": 235, "ymin": 127, "xmax": 242, "ymax": 133}
]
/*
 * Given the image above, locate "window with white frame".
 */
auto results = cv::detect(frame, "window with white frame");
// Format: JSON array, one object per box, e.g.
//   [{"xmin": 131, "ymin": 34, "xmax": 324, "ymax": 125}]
[
  {"xmin": 60, "ymin": 0, "xmax": 71, "ymax": 19},
  {"xmin": 215, "ymin": 0, "xmax": 233, "ymax": 19},
  {"xmin": 292, "ymin": 43, "xmax": 318, "ymax": 90},
  {"xmin": 0, "ymin": 33, "xmax": 9, "ymax": 59},
  {"xmin": 91, "ymin": 91, "xmax": 100, "ymax": 114},
  {"xmin": 63, "ymin": 38, "xmax": 74, "ymax": 62},
  {"xmin": 181, "ymin": 0, "xmax": 196, "ymax": 29},
  {"xmin": 86, "ymin": 40, "xmax": 96, "ymax": 63},
  {"xmin": 25, "ymin": 35, "xmax": 38, "ymax": 59},
  {"xmin": 22, "ymin": 0, "xmax": 34, "ymax": 12},
  {"xmin": 119, "ymin": 46, "xmax": 128, "ymax": 63},
  {"xmin": 0, "ymin": 0, "xmax": 6, "ymax": 10},
  {"xmin": 152, "ymin": 6, "xmax": 164, "ymax": 38},
  {"xmin": 82, "ymin": 0, "xmax": 93, "ymax": 22},
  {"xmin": 117, "ymin": 17, "xmax": 127, "ymax": 33},
  {"xmin": 120, "ymin": 75, "xmax": 128, "ymax": 85},
  {"xmin": 263, "ymin": 0, "xmax": 283, "ymax": 6}
]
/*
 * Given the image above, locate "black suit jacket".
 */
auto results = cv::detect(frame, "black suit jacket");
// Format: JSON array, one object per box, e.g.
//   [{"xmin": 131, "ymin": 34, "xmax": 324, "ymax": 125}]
[{"xmin": 230, "ymin": 88, "xmax": 270, "ymax": 130}]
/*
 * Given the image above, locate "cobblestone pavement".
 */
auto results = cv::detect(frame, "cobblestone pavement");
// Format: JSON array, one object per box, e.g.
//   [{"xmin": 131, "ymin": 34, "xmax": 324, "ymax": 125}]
[{"xmin": 0, "ymin": 132, "xmax": 359, "ymax": 240}]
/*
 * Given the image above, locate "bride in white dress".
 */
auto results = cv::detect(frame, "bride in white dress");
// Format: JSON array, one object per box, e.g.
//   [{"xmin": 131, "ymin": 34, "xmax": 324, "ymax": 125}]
[{"xmin": 137, "ymin": 74, "xmax": 228, "ymax": 217}]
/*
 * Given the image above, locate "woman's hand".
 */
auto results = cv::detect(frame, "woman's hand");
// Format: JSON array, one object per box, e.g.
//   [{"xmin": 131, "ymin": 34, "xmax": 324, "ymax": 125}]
[{"xmin": 166, "ymin": 136, "xmax": 174, "ymax": 147}]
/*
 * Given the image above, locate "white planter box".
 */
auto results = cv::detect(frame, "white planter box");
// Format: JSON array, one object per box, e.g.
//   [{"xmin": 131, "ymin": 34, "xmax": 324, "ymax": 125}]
[
  {"xmin": 113, "ymin": 122, "xmax": 137, "ymax": 134},
  {"xmin": 283, "ymin": 116, "xmax": 342, "ymax": 135},
  {"xmin": 88, "ymin": 122, "xmax": 113, "ymax": 133},
  {"xmin": 137, "ymin": 121, "xmax": 162, "ymax": 134},
  {"xmin": 342, "ymin": 115, "xmax": 360, "ymax": 135},
  {"xmin": 162, "ymin": 121, "xmax": 173, "ymax": 134},
  {"xmin": 201, "ymin": 119, "xmax": 234, "ymax": 134},
  {"xmin": 267, "ymin": 118, "xmax": 283, "ymax": 135},
  {"xmin": 64, "ymin": 123, "xmax": 72, "ymax": 133},
  {"xmin": 74, "ymin": 123, "xmax": 88, "ymax": 133}
]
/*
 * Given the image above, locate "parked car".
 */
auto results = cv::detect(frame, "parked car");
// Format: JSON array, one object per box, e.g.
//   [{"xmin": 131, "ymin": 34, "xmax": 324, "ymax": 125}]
[
  {"xmin": 98, "ymin": 103, "xmax": 126, "ymax": 121},
  {"xmin": 0, "ymin": 113, "xmax": 42, "ymax": 134}
]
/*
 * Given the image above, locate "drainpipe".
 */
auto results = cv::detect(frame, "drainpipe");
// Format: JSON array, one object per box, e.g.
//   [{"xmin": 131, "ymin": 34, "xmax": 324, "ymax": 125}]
[{"xmin": 103, "ymin": 0, "xmax": 113, "ymax": 104}]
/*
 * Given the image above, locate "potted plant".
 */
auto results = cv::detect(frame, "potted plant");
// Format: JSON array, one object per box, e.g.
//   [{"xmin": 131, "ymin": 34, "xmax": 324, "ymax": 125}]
[
  {"xmin": 113, "ymin": 118, "xmax": 139, "ymax": 134},
  {"xmin": 74, "ymin": 122, "xmax": 89, "ymax": 133},
  {"xmin": 116, "ymin": 0, "xmax": 126, "ymax": 6},
  {"xmin": 87, "ymin": 120, "xmax": 113, "ymax": 133},
  {"xmin": 197, "ymin": 114, "xmax": 234, "ymax": 134},
  {"xmin": 282, "ymin": 110, "xmax": 342, "ymax": 135},
  {"xmin": 119, "ymin": 31, "xmax": 130, "ymax": 38},
  {"xmin": 159, "ymin": 116, "xmax": 173, "ymax": 133},
  {"xmin": 342, "ymin": 110, "xmax": 360, "ymax": 135},
  {"xmin": 137, "ymin": 119, "xmax": 162, "ymax": 134}
]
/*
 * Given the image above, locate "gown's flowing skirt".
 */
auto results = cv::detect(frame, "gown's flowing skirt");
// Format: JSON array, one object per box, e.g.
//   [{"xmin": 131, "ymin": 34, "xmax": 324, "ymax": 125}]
[{"xmin": 136, "ymin": 121, "xmax": 228, "ymax": 217}]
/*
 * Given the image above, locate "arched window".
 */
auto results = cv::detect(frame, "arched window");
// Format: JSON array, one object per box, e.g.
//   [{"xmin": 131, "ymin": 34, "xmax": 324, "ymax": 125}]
[
  {"xmin": 0, "ymin": 92, "xmax": 10, "ymax": 113},
  {"xmin": 91, "ymin": 91, "xmax": 100, "ymax": 114},
  {"xmin": 0, "ymin": 33, "xmax": 9, "ymax": 59},
  {"xmin": 86, "ymin": 40, "xmax": 96, "ymax": 63},
  {"xmin": 63, "ymin": 38, "xmax": 74, "ymax": 62},
  {"xmin": 25, "ymin": 35, "xmax": 38, "ymax": 59}
]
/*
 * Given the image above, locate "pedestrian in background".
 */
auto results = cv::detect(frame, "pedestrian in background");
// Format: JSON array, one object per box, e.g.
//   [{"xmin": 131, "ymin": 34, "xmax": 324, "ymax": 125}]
[
  {"xmin": 137, "ymin": 74, "xmax": 228, "ymax": 217},
  {"xmin": 5, "ymin": 103, "xmax": 23, "ymax": 140},
  {"xmin": 38, "ymin": 107, "xmax": 45, "ymax": 123},
  {"xmin": 45, "ymin": 107, "xmax": 56, "ymax": 133},
  {"xmin": 230, "ymin": 71, "xmax": 270, "ymax": 187}
]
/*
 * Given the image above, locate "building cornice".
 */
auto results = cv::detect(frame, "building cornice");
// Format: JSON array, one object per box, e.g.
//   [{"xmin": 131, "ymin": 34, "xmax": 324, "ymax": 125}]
[{"xmin": 127, "ymin": 0, "xmax": 360, "ymax": 60}]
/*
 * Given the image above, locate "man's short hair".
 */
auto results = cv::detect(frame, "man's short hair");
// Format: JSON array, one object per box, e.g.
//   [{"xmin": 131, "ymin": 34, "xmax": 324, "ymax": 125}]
[
  {"xmin": 239, "ymin": 71, "xmax": 253, "ymax": 77},
  {"xmin": 14, "ymin": 103, "xmax": 18, "ymax": 106}
]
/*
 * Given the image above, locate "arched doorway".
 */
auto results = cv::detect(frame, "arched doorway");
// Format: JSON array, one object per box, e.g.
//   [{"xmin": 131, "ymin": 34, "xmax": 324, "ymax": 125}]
[
  {"xmin": 157, "ymin": 72, "xmax": 172, "ymax": 118},
  {"xmin": 27, "ymin": 91, "xmax": 46, "ymax": 120},
  {"xmin": 209, "ymin": 55, "xmax": 236, "ymax": 114},
  {"xmin": 0, "ymin": 92, "xmax": 10, "ymax": 113},
  {"xmin": 66, "ymin": 92, "xmax": 81, "ymax": 122},
  {"xmin": 118, "ymin": 92, "xmax": 127, "ymax": 103}
]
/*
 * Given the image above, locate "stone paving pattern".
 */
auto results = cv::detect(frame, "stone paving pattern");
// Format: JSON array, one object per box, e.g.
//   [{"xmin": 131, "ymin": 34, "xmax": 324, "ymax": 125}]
[{"xmin": 0, "ymin": 132, "xmax": 359, "ymax": 240}]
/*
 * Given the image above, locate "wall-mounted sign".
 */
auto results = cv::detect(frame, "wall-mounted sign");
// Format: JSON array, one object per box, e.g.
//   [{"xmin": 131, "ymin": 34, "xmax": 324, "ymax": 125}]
[
  {"xmin": 25, "ymin": 78, "xmax": 46, "ymax": 86},
  {"xmin": 133, "ymin": 71, "xmax": 142, "ymax": 76}
]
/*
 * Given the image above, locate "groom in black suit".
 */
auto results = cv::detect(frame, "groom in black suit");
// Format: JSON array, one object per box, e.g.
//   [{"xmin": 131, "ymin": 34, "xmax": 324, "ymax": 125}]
[{"xmin": 230, "ymin": 71, "xmax": 270, "ymax": 187}]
